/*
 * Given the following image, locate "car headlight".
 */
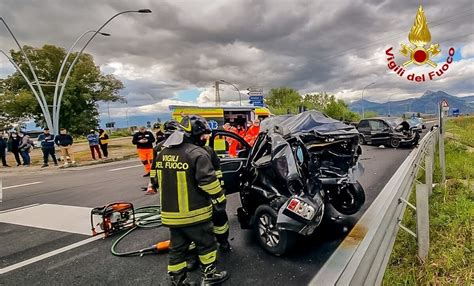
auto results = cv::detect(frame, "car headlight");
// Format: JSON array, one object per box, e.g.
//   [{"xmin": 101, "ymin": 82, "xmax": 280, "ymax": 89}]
[{"xmin": 286, "ymin": 198, "xmax": 315, "ymax": 220}]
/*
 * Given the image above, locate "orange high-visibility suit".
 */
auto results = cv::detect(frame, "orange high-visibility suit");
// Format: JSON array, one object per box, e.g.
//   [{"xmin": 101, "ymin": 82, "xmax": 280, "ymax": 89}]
[{"xmin": 244, "ymin": 124, "xmax": 260, "ymax": 146}]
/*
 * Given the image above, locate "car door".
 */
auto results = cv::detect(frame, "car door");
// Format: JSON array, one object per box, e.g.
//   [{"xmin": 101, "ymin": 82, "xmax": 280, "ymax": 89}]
[
  {"xmin": 357, "ymin": 120, "xmax": 371, "ymax": 141},
  {"xmin": 370, "ymin": 120, "xmax": 391, "ymax": 145},
  {"xmin": 209, "ymin": 130, "xmax": 252, "ymax": 195}
]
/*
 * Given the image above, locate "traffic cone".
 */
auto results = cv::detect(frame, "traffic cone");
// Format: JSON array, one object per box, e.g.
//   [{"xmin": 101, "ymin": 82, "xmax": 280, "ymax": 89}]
[{"xmin": 145, "ymin": 182, "xmax": 157, "ymax": 195}]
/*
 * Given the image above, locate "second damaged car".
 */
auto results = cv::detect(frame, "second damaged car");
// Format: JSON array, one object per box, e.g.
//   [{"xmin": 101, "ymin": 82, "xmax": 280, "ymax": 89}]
[
  {"xmin": 357, "ymin": 117, "xmax": 421, "ymax": 148},
  {"xmin": 209, "ymin": 110, "xmax": 365, "ymax": 255}
]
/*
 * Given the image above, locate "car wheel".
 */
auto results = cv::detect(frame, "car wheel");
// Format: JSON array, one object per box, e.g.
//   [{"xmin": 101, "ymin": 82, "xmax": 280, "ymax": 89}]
[
  {"xmin": 254, "ymin": 205, "xmax": 295, "ymax": 256},
  {"xmin": 359, "ymin": 134, "xmax": 366, "ymax": 145},
  {"xmin": 330, "ymin": 181, "xmax": 365, "ymax": 215},
  {"xmin": 390, "ymin": 138, "xmax": 401, "ymax": 148}
]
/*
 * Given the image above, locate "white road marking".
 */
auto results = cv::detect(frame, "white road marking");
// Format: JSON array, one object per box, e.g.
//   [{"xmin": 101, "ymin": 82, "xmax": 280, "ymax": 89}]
[
  {"xmin": 0, "ymin": 204, "xmax": 92, "ymax": 235},
  {"xmin": 0, "ymin": 235, "xmax": 102, "ymax": 275},
  {"xmin": 2, "ymin": 181, "xmax": 42, "ymax": 190},
  {"xmin": 0, "ymin": 203, "xmax": 40, "ymax": 214},
  {"xmin": 108, "ymin": 164, "xmax": 141, "ymax": 172}
]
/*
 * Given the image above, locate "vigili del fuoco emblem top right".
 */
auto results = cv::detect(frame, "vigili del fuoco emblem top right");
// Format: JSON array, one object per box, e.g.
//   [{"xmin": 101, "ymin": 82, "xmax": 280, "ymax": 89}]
[{"xmin": 385, "ymin": 5, "xmax": 456, "ymax": 82}]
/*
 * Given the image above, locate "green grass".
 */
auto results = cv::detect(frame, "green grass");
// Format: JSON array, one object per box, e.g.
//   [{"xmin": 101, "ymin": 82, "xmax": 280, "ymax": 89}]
[
  {"xmin": 383, "ymin": 117, "xmax": 474, "ymax": 285},
  {"xmin": 445, "ymin": 116, "xmax": 474, "ymax": 148}
]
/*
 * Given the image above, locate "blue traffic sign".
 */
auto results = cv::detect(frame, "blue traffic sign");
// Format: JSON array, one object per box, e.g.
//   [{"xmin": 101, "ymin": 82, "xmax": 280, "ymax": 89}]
[
  {"xmin": 249, "ymin": 95, "xmax": 264, "ymax": 101},
  {"xmin": 452, "ymin": 108, "xmax": 459, "ymax": 117},
  {"xmin": 253, "ymin": 102, "xmax": 264, "ymax": 107},
  {"xmin": 249, "ymin": 100, "xmax": 264, "ymax": 104}
]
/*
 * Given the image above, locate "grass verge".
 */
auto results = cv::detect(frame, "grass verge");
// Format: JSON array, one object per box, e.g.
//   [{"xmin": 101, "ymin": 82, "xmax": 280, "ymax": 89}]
[{"xmin": 383, "ymin": 117, "xmax": 473, "ymax": 285}]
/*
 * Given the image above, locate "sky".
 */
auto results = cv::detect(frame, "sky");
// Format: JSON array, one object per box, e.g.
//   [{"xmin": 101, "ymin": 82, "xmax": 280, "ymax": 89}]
[{"xmin": 0, "ymin": 0, "xmax": 473, "ymax": 127}]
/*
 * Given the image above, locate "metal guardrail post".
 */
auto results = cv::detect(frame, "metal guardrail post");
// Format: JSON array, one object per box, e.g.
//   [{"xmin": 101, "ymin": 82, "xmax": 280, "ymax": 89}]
[
  {"xmin": 438, "ymin": 101, "xmax": 446, "ymax": 184},
  {"xmin": 426, "ymin": 138, "xmax": 434, "ymax": 196},
  {"xmin": 415, "ymin": 184, "xmax": 430, "ymax": 261},
  {"xmin": 439, "ymin": 130, "xmax": 446, "ymax": 184}
]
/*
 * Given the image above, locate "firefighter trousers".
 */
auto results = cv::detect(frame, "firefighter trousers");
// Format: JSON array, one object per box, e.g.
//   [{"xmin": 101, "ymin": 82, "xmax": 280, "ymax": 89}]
[
  {"xmin": 168, "ymin": 221, "xmax": 217, "ymax": 273},
  {"xmin": 213, "ymin": 206, "xmax": 230, "ymax": 244}
]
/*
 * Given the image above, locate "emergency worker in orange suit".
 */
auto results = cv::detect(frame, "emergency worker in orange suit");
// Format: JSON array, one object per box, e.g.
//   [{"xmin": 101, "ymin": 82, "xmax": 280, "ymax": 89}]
[
  {"xmin": 244, "ymin": 119, "xmax": 260, "ymax": 146},
  {"xmin": 228, "ymin": 125, "xmax": 245, "ymax": 158},
  {"xmin": 132, "ymin": 126, "xmax": 155, "ymax": 176}
]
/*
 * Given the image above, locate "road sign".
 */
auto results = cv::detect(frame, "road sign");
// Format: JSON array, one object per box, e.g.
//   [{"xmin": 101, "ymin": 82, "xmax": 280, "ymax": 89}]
[
  {"xmin": 249, "ymin": 100, "xmax": 264, "ymax": 104},
  {"xmin": 247, "ymin": 87, "xmax": 263, "ymax": 93},
  {"xmin": 452, "ymin": 108, "xmax": 459, "ymax": 117},
  {"xmin": 441, "ymin": 99, "xmax": 449, "ymax": 111},
  {"xmin": 253, "ymin": 102, "xmax": 264, "ymax": 107},
  {"xmin": 248, "ymin": 91, "xmax": 263, "ymax": 96},
  {"xmin": 249, "ymin": 95, "xmax": 264, "ymax": 101}
]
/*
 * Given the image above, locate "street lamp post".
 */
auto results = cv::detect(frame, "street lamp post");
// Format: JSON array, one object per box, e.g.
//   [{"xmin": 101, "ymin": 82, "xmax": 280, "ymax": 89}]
[
  {"xmin": 388, "ymin": 93, "xmax": 394, "ymax": 117},
  {"xmin": 52, "ymin": 30, "xmax": 111, "ymax": 134},
  {"xmin": 54, "ymin": 9, "xmax": 151, "ymax": 134},
  {"xmin": 0, "ymin": 17, "xmax": 53, "ymax": 130},
  {"xmin": 361, "ymin": 82, "xmax": 375, "ymax": 119},
  {"xmin": 219, "ymin": 79, "xmax": 242, "ymax": 106}
]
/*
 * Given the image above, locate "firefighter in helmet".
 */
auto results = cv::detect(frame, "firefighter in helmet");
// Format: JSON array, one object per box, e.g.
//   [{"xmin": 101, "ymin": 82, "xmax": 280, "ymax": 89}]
[
  {"xmin": 156, "ymin": 115, "xmax": 229, "ymax": 285},
  {"xmin": 149, "ymin": 120, "xmax": 181, "ymax": 194}
]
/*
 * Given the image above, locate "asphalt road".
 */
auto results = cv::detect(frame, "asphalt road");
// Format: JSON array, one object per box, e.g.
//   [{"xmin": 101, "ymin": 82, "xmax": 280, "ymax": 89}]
[{"xmin": 0, "ymin": 144, "xmax": 413, "ymax": 285}]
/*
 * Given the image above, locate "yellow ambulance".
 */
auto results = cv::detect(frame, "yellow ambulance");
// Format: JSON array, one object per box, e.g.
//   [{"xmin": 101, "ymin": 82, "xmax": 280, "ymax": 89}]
[{"xmin": 169, "ymin": 105, "xmax": 271, "ymax": 152}]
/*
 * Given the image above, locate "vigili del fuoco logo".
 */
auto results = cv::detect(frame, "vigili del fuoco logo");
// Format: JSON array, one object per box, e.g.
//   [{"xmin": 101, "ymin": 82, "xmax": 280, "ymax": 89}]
[{"xmin": 385, "ymin": 5, "xmax": 455, "ymax": 82}]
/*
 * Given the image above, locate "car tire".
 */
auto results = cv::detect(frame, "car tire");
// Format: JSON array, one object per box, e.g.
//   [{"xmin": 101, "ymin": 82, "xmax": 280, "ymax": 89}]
[
  {"xmin": 390, "ymin": 138, "xmax": 401, "ymax": 148},
  {"xmin": 253, "ymin": 205, "xmax": 295, "ymax": 256},
  {"xmin": 359, "ymin": 134, "xmax": 366, "ymax": 145},
  {"xmin": 330, "ymin": 181, "xmax": 365, "ymax": 215}
]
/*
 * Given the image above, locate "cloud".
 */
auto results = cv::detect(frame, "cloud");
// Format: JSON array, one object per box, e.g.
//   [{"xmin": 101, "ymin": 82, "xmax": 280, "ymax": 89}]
[
  {"xmin": 461, "ymin": 41, "xmax": 474, "ymax": 58},
  {"xmin": 0, "ymin": 0, "xmax": 473, "ymax": 115}
]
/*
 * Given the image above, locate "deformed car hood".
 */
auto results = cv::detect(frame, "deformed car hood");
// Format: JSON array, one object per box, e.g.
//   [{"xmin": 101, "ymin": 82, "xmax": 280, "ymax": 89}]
[{"xmin": 260, "ymin": 110, "xmax": 358, "ymax": 136}]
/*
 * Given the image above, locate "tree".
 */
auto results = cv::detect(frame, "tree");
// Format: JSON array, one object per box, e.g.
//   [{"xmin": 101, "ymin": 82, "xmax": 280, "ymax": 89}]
[
  {"xmin": 0, "ymin": 44, "xmax": 124, "ymax": 135},
  {"xmin": 265, "ymin": 87, "xmax": 302, "ymax": 115},
  {"xmin": 303, "ymin": 92, "xmax": 360, "ymax": 122}
]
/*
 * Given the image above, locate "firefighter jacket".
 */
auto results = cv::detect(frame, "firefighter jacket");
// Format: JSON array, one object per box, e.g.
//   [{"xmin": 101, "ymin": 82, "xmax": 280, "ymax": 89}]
[{"xmin": 155, "ymin": 142, "xmax": 225, "ymax": 227}]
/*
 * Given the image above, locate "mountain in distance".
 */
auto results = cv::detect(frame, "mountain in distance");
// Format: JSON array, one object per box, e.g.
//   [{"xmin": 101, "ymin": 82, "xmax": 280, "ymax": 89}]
[{"xmin": 349, "ymin": 90, "xmax": 474, "ymax": 116}]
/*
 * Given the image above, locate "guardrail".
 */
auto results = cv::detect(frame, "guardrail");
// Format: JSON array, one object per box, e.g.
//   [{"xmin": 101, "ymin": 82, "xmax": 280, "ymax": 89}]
[{"xmin": 311, "ymin": 126, "xmax": 444, "ymax": 285}]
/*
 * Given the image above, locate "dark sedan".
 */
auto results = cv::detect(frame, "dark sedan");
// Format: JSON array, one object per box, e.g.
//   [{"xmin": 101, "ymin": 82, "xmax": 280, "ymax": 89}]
[{"xmin": 357, "ymin": 117, "xmax": 420, "ymax": 148}]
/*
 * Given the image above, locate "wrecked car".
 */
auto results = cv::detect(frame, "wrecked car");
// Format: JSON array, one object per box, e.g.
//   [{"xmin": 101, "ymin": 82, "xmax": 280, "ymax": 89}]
[
  {"xmin": 209, "ymin": 110, "xmax": 365, "ymax": 255},
  {"xmin": 357, "ymin": 117, "xmax": 420, "ymax": 148}
]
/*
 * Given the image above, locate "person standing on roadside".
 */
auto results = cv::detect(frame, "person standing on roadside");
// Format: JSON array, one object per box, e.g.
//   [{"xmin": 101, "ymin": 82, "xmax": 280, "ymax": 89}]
[
  {"xmin": 132, "ymin": 126, "xmax": 155, "ymax": 177},
  {"xmin": 87, "ymin": 129, "xmax": 102, "ymax": 160},
  {"xmin": 7, "ymin": 132, "xmax": 22, "ymax": 166},
  {"xmin": 1, "ymin": 134, "xmax": 10, "ymax": 167},
  {"xmin": 18, "ymin": 131, "xmax": 32, "ymax": 166},
  {"xmin": 98, "ymin": 129, "xmax": 109, "ymax": 159},
  {"xmin": 38, "ymin": 128, "xmax": 58, "ymax": 168},
  {"xmin": 54, "ymin": 128, "xmax": 75, "ymax": 166}
]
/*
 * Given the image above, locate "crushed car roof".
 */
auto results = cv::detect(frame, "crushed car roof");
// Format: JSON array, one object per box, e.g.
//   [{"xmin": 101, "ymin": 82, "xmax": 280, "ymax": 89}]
[{"xmin": 260, "ymin": 110, "xmax": 358, "ymax": 136}]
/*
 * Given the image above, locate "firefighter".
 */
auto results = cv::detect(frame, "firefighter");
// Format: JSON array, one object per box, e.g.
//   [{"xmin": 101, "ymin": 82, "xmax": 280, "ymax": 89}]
[
  {"xmin": 156, "ymin": 115, "xmax": 229, "ymax": 286},
  {"xmin": 132, "ymin": 126, "xmax": 155, "ymax": 176},
  {"xmin": 149, "ymin": 120, "xmax": 180, "ymax": 193},
  {"xmin": 203, "ymin": 145, "xmax": 231, "ymax": 251}
]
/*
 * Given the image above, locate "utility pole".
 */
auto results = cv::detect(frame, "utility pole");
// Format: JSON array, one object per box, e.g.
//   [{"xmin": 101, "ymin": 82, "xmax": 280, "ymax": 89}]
[{"xmin": 215, "ymin": 81, "xmax": 221, "ymax": 106}]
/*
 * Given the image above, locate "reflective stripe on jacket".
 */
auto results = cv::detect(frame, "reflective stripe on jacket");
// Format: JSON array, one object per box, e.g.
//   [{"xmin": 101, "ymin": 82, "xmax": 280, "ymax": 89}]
[{"xmin": 156, "ymin": 142, "xmax": 223, "ymax": 227}]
